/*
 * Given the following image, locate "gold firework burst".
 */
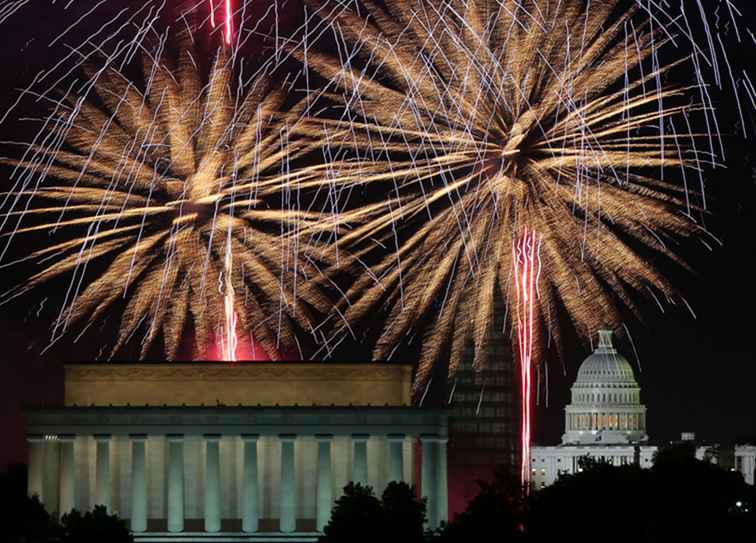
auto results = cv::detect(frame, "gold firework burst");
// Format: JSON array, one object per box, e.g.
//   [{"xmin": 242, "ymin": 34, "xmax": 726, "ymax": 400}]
[
  {"xmin": 299, "ymin": 0, "xmax": 707, "ymax": 390},
  {"xmin": 2, "ymin": 25, "xmax": 337, "ymax": 359}
]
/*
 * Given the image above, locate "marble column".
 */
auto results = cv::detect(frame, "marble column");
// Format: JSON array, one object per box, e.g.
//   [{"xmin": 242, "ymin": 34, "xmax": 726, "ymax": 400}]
[
  {"xmin": 352, "ymin": 434, "xmax": 369, "ymax": 485},
  {"xmin": 167, "ymin": 435, "xmax": 184, "ymax": 533},
  {"xmin": 130, "ymin": 435, "xmax": 148, "ymax": 533},
  {"xmin": 436, "ymin": 437, "xmax": 448, "ymax": 525},
  {"xmin": 241, "ymin": 435, "xmax": 259, "ymax": 533},
  {"xmin": 387, "ymin": 434, "xmax": 405, "ymax": 483},
  {"xmin": 27, "ymin": 436, "xmax": 44, "ymax": 501},
  {"xmin": 94, "ymin": 435, "xmax": 111, "ymax": 511},
  {"xmin": 58, "ymin": 435, "xmax": 76, "ymax": 516},
  {"xmin": 420, "ymin": 436, "xmax": 437, "ymax": 528},
  {"xmin": 315, "ymin": 435, "xmax": 333, "ymax": 532},
  {"xmin": 204, "ymin": 435, "xmax": 221, "ymax": 533},
  {"xmin": 279, "ymin": 435, "xmax": 296, "ymax": 533},
  {"xmin": 42, "ymin": 438, "xmax": 60, "ymax": 515}
]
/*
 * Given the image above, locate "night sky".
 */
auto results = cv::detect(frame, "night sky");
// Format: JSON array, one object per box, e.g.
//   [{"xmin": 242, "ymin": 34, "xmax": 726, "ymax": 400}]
[{"xmin": 0, "ymin": 1, "xmax": 754, "ymax": 470}]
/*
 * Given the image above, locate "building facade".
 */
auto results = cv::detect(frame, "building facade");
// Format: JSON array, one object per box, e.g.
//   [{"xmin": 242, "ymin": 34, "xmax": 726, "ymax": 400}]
[
  {"xmin": 445, "ymin": 297, "xmax": 519, "ymax": 515},
  {"xmin": 25, "ymin": 363, "xmax": 449, "ymax": 542},
  {"xmin": 531, "ymin": 330, "xmax": 657, "ymax": 488},
  {"xmin": 735, "ymin": 445, "xmax": 756, "ymax": 485}
]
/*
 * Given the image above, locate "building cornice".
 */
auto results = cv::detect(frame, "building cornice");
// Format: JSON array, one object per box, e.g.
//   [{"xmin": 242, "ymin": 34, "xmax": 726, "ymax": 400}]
[
  {"xmin": 64, "ymin": 363, "xmax": 412, "ymax": 382},
  {"xmin": 24, "ymin": 406, "xmax": 447, "ymax": 438}
]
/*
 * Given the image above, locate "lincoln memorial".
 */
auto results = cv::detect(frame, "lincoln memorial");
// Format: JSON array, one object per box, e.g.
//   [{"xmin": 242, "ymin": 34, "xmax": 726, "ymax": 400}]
[{"xmin": 24, "ymin": 363, "xmax": 449, "ymax": 542}]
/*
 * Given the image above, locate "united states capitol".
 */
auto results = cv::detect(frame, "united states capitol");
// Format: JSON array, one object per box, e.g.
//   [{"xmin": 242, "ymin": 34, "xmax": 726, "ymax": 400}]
[{"xmin": 531, "ymin": 330, "xmax": 755, "ymax": 489}]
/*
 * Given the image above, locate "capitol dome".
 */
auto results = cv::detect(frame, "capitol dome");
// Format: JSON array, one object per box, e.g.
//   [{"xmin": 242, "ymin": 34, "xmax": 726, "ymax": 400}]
[
  {"xmin": 575, "ymin": 330, "xmax": 637, "ymax": 383},
  {"xmin": 562, "ymin": 330, "xmax": 648, "ymax": 445}
]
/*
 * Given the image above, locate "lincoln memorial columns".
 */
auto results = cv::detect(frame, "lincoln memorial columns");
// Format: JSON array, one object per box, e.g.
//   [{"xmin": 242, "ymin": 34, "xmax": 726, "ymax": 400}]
[
  {"xmin": 130, "ymin": 434, "xmax": 147, "ymax": 533},
  {"xmin": 436, "ymin": 437, "xmax": 448, "ymax": 525},
  {"xmin": 387, "ymin": 434, "xmax": 405, "ymax": 483},
  {"xmin": 279, "ymin": 434, "xmax": 297, "ymax": 532},
  {"xmin": 94, "ymin": 434, "xmax": 110, "ymax": 511},
  {"xmin": 241, "ymin": 434, "xmax": 260, "ymax": 533},
  {"xmin": 421, "ymin": 435, "xmax": 448, "ymax": 528},
  {"xmin": 316, "ymin": 434, "xmax": 333, "ymax": 531},
  {"xmin": 58, "ymin": 435, "xmax": 75, "ymax": 516},
  {"xmin": 204, "ymin": 434, "xmax": 221, "ymax": 532},
  {"xmin": 352, "ymin": 434, "xmax": 369, "ymax": 485},
  {"xmin": 43, "ymin": 438, "xmax": 60, "ymax": 515},
  {"xmin": 167, "ymin": 435, "xmax": 184, "ymax": 533}
]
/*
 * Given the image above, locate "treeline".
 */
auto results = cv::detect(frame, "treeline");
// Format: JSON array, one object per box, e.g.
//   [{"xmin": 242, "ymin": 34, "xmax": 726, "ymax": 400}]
[
  {"xmin": 1, "ymin": 466, "xmax": 131, "ymax": 543},
  {"xmin": 321, "ymin": 451, "xmax": 755, "ymax": 543},
  {"xmin": 3, "ymin": 451, "xmax": 753, "ymax": 543}
]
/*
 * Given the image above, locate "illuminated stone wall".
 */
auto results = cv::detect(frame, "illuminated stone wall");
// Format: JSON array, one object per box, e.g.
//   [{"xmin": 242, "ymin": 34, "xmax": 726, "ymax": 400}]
[{"xmin": 63, "ymin": 363, "xmax": 413, "ymax": 407}]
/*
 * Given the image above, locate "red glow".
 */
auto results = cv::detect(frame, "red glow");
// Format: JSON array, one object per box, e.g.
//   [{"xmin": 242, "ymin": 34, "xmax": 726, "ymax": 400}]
[
  {"xmin": 220, "ymin": 307, "xmax": 238, "ymax": 361},
  {"xmin": 202, "ymin": 332, "xmax": 274, "ymax": 361},
  {"xmin": 513, "ymin": 227, "xmax": 540, "ymax": 492}
]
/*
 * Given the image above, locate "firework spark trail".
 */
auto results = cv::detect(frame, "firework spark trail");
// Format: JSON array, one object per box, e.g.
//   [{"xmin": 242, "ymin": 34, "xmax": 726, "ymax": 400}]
[
  {"xmin": 0, "ymin": 0, "xmax": 753, "ymax": 369},
  {"xmin": 225, "ymin": 0, "xmax": 233, "ymax": 45},
  {"xmin": 286, "ymin": 0, "xmax": 756, "ymax": 397},
  {"xmin": 0, "ymin": 6, "xmax": 352, "ymax": 360},
  {"xmin": 208, "ymin": 0, "xmax": 234, "ymax": 45},
  {"xmin": 221, "ymin": 231, "xmax": 238, "ymax": 360},
  {"xmin": 514, "ymin": 228, "xmax": 540, "ymax": 491}
]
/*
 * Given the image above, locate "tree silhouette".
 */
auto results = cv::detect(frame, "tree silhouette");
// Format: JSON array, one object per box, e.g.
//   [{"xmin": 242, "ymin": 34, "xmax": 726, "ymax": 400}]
[
  {"xmin": 529, "ymin": 456, "xmax": 650, "ymax": 543},
  {"xmin": 434, "ymin": 468, "xmax": 526, "ymax": 542},
  {"xmin": 1, "ymin": 464, "xmax": 61, "ymax": 543},
  {"xmin": 381, "ymin": 481, "xmax": 427, "ymax": 541},
  {"xmin": 319, "ymin": 481, "xmax": 427, "ymax": 543},
  {"xmin": 319, "ymin": 483, "xmax": 384, "ymax": 543},
  {"xmin": 528, "ymin": 452, "xmax": 754, "ymax": 543},
  {"xmin": 60, "ymin": 505, "xmax": 132, "ymax": 543}
]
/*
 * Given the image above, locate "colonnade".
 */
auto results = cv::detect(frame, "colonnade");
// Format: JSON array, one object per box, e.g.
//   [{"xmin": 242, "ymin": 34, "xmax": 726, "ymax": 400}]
[
  {"xmin": 27, "ymin": 432, "xmax": 449, "ymax": 532},
  {"xmin": 567, "ymin": 412, "xmax": 646, "ymax": 432}
]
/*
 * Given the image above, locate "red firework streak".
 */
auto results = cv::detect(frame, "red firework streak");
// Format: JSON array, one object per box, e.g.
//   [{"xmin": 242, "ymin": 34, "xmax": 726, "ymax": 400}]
[
  {"xmin": 513, "ymin": 227, "xmax": 541, "ymax": 492},
  {"xmin": 209, "ymin": 0, "xmax": 234, "ymax": 45}
]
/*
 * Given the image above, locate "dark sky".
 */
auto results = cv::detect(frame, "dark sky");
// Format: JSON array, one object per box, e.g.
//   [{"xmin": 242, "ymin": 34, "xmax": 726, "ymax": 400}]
[{"xmin": 0, "ymin": 1, "xmax": 755, "ymax": 470}]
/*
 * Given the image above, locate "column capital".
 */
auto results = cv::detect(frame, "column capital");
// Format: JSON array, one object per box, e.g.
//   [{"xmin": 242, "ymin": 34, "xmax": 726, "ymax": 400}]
[
  {"xmin": 351, "ymin": 433, "xmax": 370, "ymax": 441},
  {"xmin": 167, "ymin": 434, "xmax": 184, "ymax": 442},
  {"xmin": 94, "ymin": 433, "xmax": 111, "ymax": 441},
  {"xmin": 203, "ymin": 433, "xmax": 222, "ymax": 442},
  {"xmin": 129, "ymin": 433, "xmax": 148, "ymax": 441}
]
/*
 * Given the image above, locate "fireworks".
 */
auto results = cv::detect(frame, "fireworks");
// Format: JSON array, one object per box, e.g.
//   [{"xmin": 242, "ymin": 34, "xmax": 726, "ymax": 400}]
[
  {"xmin": 514, "ymin": 228, "xmax": 540, "ymax": 489},
  {"xmin": 209, "ymin": 0, "xmax": 235, "ymax": 45},
  {"xmin": 0, "ymin": 19, "xmax": 338, "ymax": 359},
  {"xmin": 0, "ymin": 1, "xmax": 752, "ymax": 383},
  {"xmin": 296, "ymin": 0, "xmax": 715, "ymax": 394}
]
